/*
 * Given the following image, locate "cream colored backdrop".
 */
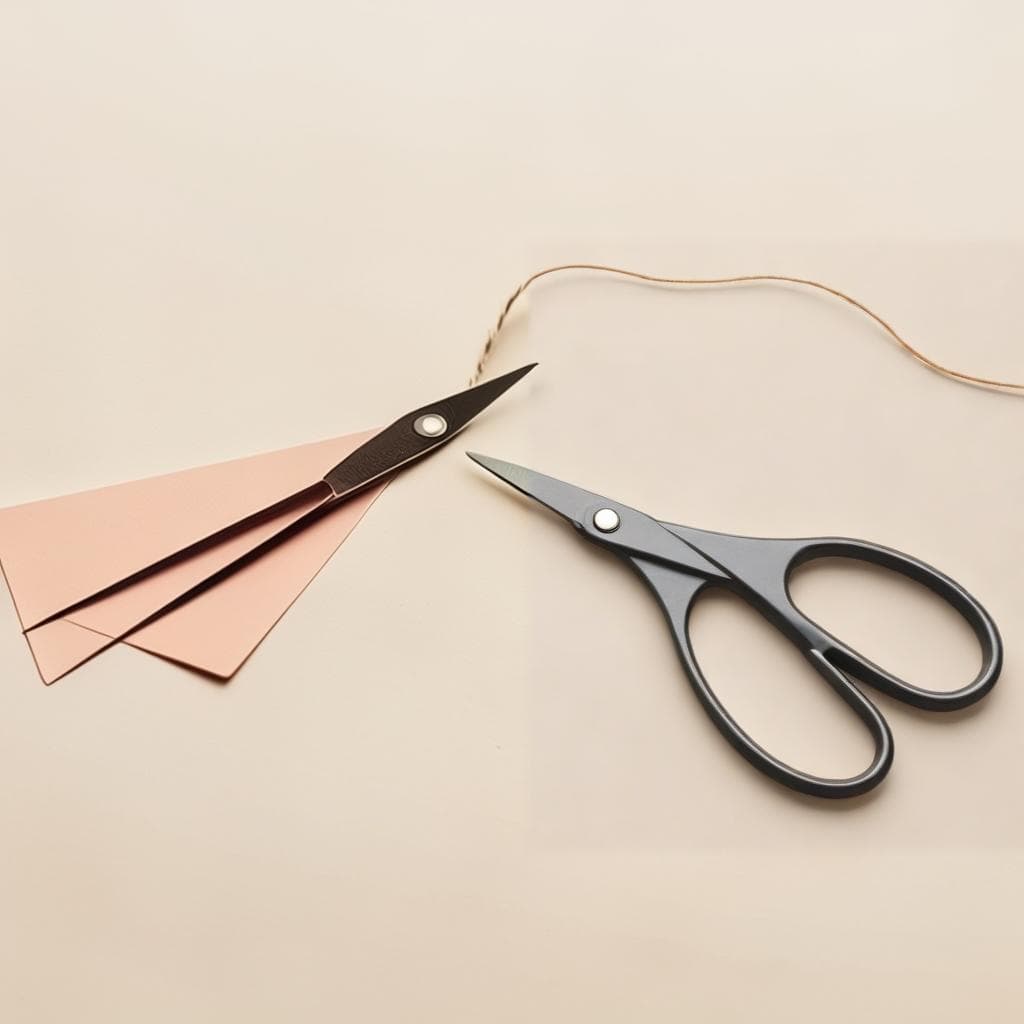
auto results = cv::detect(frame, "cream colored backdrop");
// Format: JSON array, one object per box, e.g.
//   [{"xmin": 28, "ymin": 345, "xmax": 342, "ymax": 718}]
[{"xmin": 2, "ymin": 3, "xmax": 1023, "ymax": 1022}]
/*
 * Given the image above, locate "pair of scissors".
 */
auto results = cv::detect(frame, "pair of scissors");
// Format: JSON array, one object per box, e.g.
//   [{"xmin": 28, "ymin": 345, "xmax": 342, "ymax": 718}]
[
  {"xmin": 27, "ymin": 366, "xmax": 538, "ymax": 652},
  {"xmin": 467, "ymin": 453, "xmax": 1002, "ymax": 798}
]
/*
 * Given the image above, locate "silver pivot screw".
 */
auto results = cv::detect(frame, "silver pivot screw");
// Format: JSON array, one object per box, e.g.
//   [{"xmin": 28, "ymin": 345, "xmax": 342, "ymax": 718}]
[
  {"xmin": 414, "ymin": 413, "xmax": 448, "ymax": 438},
  {"xmin": 593, "ymin": 508, "xmax": 620, "ymax": 533}
]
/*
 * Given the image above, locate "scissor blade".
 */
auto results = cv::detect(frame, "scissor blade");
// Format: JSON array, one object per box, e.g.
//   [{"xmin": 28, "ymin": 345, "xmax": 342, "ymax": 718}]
[
  {"xmin": 465, "ymin": 453, "xmax": 605, "ymax": 526},
  {"xmin": 24, "ymin": 370, "xmax": 536, "ymax": 638},
  {"xmin": 324, "ymin": 364, "xmax": 537, "ymax": 497},
  {"xmin": 467, "ymin": 453, "xmax": 731, "ymax": 579}
]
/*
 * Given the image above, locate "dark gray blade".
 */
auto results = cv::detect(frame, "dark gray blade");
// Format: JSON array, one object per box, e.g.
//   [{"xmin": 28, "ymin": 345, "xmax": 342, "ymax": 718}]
[
  {"xmin": 465, "ymin": 452, "xmax": 606, "ymax": 527},
  {"xmin": 323, "ymin": 364, "xmax": 536, "ymax": 497},
  {"xmin": 466, "ymin": 452, "xmax": 729, "ymax": 578}
]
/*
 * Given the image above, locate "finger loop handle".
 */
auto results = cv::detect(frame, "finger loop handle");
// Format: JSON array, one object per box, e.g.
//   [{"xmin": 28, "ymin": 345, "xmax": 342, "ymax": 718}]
[
  {"xmin": 788, "ymin": 539, "xmax": 1003, "ymax": 711},
  {"xmin": 632, "ymin": 557, "xmax": 895, "ymax": 799}
]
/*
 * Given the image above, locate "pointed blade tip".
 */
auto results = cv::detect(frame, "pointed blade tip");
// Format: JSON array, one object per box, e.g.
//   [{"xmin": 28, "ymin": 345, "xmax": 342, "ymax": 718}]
[
  {"xmin": 465, "ymin": 453, "xmax": 585, "ymax": 524},
  {"xmin": 465, "ymin": 452, "xmax": 531, "ymax": 488},
  {"xmin": 489, "ymin": 362, "xmax": 538, "ymax": 387},
  {"xmin": 465, "ymin": 451, "xmax": 503, "ymax": 473}
]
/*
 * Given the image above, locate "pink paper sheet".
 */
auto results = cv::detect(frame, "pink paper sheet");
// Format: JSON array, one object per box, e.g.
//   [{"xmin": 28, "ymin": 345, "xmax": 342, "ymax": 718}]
[{"xmin": 0, "ymin": 431, "xmax": 386, "ymax": 683}]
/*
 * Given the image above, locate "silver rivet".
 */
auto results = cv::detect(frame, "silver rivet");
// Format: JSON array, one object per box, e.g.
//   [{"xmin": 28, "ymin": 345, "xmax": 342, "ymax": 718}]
[
  {"xmin": 414, "ymin": 413, "xmax": 448, "ymax": 438},
  {"xmin": 593, "ymin": 508, "xmax": 620, "ymax": 533}
]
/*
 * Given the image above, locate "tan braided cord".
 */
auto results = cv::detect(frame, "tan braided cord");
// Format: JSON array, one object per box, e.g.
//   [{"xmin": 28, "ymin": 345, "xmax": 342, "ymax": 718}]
[{"xmin": 469, "ymin": 263, "xmax": 1023, "ymax": 394}]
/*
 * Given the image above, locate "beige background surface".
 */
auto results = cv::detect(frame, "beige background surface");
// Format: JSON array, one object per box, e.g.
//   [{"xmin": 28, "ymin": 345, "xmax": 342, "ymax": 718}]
[{"xmin": 2, "ymin": 2, "xmax": 1023, "ymax": 1021}]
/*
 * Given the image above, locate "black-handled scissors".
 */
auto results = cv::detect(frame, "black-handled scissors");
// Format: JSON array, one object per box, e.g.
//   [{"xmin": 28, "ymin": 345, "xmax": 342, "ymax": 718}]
[{"xmin": 467, "ymin": 453, "xmax": 1002, "ymax": 799}]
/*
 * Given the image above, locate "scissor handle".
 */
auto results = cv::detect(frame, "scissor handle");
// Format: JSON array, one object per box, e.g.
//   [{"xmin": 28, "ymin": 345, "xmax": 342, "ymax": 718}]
[
  {"xmin": 782, "ymin": 537, "xmax": 1003, "ymax": 712},
  {"xmin": 631, "ymin": 558, "xmax": 895, "ymax": 798},
  {"xmin": 660, "ymin": 524, "xmax": 1003, "ymax": 712},
  {"xmin": 630, "ymin": 531, "xmax": 1002, "ymax": 798}
]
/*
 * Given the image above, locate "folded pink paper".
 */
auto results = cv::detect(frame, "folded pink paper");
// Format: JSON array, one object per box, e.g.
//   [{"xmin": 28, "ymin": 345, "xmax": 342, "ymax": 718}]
[{"xmin": 0, "ymin": 431, "xmax": 386, "ymax": 683}]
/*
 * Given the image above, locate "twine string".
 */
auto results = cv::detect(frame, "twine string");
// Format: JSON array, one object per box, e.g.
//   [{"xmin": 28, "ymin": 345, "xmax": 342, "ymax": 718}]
[{"xmin": 469, "ymin": 263, "xmax": 1023, "ymax": 394}]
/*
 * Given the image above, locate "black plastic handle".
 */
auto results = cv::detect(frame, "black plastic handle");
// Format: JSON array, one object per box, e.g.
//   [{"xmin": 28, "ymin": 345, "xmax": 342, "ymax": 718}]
[
  {"xmin": 630, "ymin": 557, "xmax": 894, "ymax": 798},
  {"xmin": 628, "ymin": 529, "xmax": 1002, "ymax": 799},
  {"xmin": 784, "ymin": 538, "xmax": 1003, "ymax": 711}
]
